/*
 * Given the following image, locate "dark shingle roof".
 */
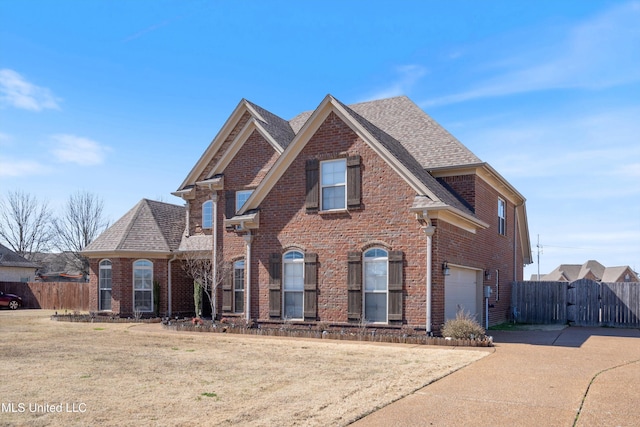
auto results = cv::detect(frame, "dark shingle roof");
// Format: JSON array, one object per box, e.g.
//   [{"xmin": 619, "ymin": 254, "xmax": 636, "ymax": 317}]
[
  {"xmin": 0, "ymin": 244, "xmax": 40, "ymax": 268},
  {"xmin": 245, "ymin": 100, "xmax": 296, "ymax": 150},
  {"xmin": 83, "ymin": 199, "xmax": 185, "ymax": 254},
  {"xmin": 289, "ymin": 96, "xmax": 481, "ymax": 169},
  {"xmin": 337, "ymin": 100, "xmax": 474, "ymax": 216},
  {"xmin": 348, "ymin": 96, "xmax": 481, "ymax": 169}
]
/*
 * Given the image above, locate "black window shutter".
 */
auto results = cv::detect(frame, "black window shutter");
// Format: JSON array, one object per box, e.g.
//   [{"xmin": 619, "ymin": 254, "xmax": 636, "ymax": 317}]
[
  {"xmin": 305, "ymin": 159, "xmax": 319, "ymax": 211},
  {"xmin": 347, "ymin": 155, "xmax": 361, "ymax": 209},
  {"xmin": 388, "ymin": 251, "xmax": 403, "ymax": 321},
  {"xmin": 268, "ymin": 253, "xmax": 282, "ymax": 317},
  {"xmin": 303, "ymin": 253, "xmax": 318, "ymax": 319},
  {"xmin": 222, "ymin": 266, "xmax": 233, "ymax": 312},
  {"xmin": 347, "ymin": 251, "xmax": 362, "ymax": 320},
  {"xmin": 225, "ymin": 190, "xmax": 236, "ymax": 219}
]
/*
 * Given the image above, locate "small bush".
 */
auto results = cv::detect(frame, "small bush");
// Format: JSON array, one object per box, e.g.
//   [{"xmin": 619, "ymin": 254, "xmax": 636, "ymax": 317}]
[{"xmin": 441, "ymin": 310, "xmax": 486, "ymax": 340}]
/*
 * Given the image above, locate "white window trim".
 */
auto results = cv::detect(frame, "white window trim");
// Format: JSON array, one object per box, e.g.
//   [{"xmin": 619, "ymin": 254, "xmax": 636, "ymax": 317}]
[
  {"xmin": 99, "ymin": 259, "xmax": 112, "ymax": 311},
  {"xmin": 320, "ymin": 158, "xmax": 347, "ymax": 211},
  {"xmin": 236, "ymin": 190, "xmax": 254, "ymax": 213},
  {"xmin": 133, "ymin": 259, "xmax": 154, "ymax": 313},
  {"xmin": 202, "ymin": 200, "xmax": 213, "ymax": 229},
  {"xmin": 363, "ymin": 248, "xmax": 389, "ymax": 324},
  {"xmin": 498, "ymin": 198, "xmax": 506, "ymax": 236},
  {"xmin": 233, "ymin": 260, "xmax": 245, "ymax": 313},
  {"xmin": 282, "ymin": 250, "xmax": 304, "ymax": 320}
]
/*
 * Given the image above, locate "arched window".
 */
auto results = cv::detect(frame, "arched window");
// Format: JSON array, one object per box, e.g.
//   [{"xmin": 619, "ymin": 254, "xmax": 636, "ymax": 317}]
[
  {"xmin": 99, "ymin": 260, "xmax": 112, "ymax": 311},
  {"xmin": 133, "ymin": 260, "xmax": 153, "ymax": 312},
  {"xmin": 364, "ymin": 248, "xmax": 388, "ymax": 323},
  {"xmin": 233, "ymin": 260, "xmax": 245, "ymax": 313},
  {"xmin": 202, "ymin": 200, "xmax": 213, "ymax": 229},
  {"xmin": 283, "ymin": 251, "xmax": 304, "ymax": 319}
]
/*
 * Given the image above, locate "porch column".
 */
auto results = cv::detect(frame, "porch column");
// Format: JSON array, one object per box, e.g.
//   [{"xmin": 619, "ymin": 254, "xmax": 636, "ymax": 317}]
[
  {"xmin": 243, "ymin": 232, "xmax": 253, "ymax": 321},
  {"xmin": 211, "ymin": 193, "xmax": 218, "ymax": 319},
  {"xmin": 422, "ymin": 224, "xmax": 435, "ymax": 334}
]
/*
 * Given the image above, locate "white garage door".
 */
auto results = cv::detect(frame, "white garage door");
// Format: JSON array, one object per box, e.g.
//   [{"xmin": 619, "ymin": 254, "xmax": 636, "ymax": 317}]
[{"xmin": 445, "ymin": 267, "xmax": 478, "ymax": 321}]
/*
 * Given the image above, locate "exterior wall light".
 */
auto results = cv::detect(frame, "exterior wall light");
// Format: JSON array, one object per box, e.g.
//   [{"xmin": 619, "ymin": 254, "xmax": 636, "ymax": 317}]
[
  {"xmin": 485, "ymin": 269, "xmax": 492, "ymax": 280},
  {"xmin": 442, "ymin": 262, "xmax": 450, "ymax": 276}
]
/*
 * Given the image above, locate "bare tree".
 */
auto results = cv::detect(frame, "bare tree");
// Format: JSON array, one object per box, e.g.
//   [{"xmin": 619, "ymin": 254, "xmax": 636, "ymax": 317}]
[
  {"xmin": 181, "ymin": 247, "xmax": 229, "ymax": 319},
  {"xmin": 0, "ymin": 190, "xmax": 53, "ymax": 257},
  {"xmin": 52, "ymin": 191, "xmax": 110, "ymax": 277}
]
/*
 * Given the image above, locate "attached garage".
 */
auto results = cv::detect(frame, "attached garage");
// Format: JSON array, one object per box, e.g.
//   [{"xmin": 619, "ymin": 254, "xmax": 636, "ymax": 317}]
[{"xmin": 445, "ymin": 266, "xmax": 481, "ymax": 322}]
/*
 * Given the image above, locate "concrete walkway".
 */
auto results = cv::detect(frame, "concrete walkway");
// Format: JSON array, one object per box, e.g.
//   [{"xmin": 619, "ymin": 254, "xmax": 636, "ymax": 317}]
[{"xmin": 351, "ymin": 326, "xmax": 640, "ymax": 427}]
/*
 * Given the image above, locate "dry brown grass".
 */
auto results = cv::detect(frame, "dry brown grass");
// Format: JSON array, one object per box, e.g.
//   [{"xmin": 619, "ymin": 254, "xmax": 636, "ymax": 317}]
[{"xmin": 0, "ymin": 310, "xmax": 489, "ymax": 427}]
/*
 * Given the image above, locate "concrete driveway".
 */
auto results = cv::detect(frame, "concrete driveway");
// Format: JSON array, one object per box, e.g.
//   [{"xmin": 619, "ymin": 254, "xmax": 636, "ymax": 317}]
[{"xmin": 351, "ymin": 326, "xmax": 640, "ymax": 427}]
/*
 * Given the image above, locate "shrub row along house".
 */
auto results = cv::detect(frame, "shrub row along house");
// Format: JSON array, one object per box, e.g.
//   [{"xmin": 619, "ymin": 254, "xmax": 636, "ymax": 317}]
[{"xmin": 82, "ymin": 95, "xmax": 532, "ymax": 333}]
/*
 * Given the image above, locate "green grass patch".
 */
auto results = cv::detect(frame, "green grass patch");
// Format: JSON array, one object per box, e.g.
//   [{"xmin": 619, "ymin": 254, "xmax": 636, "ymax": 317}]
[{"xmin": 93, "ymin": 327, "xmax": 105, "ymax": 331}]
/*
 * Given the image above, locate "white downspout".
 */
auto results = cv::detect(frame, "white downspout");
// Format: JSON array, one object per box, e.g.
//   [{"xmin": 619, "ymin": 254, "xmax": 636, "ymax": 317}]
[
  {"xmin": 422, "ymin": 224, "xmax": 435, "ymax": 335},
  {"xmin": 211, "ymin": 193, "xmax": 218, "ymax": 319},
  {"xmin": 243, "ymin": 232, "xmax": 253, "ymax": 322}
]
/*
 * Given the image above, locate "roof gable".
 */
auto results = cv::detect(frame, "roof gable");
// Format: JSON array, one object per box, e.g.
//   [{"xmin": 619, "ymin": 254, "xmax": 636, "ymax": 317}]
[
  {"xmin": 176, "ymin": 99, "xmax": 294, "ymax": 192},
  {"xmin": 240, "ymin": 95, "xmax": 487, "ymax": 232},
  {"xmin": 82, "ymin": 199, "xmax": 185, "ymax": 256}
]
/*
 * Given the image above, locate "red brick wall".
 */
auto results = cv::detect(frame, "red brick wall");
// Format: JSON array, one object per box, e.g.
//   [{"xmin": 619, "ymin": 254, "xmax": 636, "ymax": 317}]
[
  {"xmin": 88, "ymin": 256, "xmax": 183, "ymax": 317},
  {"xmin": 249, "ymin": 112, "xmax": 428, "ymax": 327}
]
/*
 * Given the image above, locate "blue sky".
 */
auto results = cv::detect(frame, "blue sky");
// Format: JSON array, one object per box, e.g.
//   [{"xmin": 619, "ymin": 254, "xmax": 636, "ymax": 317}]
[{"xmin": 1, "ymin": 0, "xmax": 639, "ymax": 278}]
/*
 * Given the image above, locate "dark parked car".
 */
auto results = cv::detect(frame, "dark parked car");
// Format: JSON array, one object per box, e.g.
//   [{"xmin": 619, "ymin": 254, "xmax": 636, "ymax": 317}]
[{"xmin": 0, "ymin": 291, "xmax": 22, "ymax": 309}]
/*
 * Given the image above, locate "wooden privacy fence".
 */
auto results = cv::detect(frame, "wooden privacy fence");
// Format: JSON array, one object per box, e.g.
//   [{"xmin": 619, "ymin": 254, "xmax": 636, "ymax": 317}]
[
  {"xmin": 0, "ymin": 281, "xmax": 90, "ymax": 311},
  {"xmin": 512, "ymin": 279, "xmax": 640, "ymax": 327}
]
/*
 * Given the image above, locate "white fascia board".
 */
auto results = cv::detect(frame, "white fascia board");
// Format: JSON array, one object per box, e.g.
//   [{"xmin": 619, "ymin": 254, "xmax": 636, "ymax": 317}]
[
  {"xmin": 424, "ymin": 205, "xmax": 489, "ymax": 234},
  {"xmin": 176, "ymin": 99, "xmax": 252, "ymax": 191},
  {"xmin": 196, "ymin": 175, "xmax": 224, "ymax": 191},
  {"xmin": 517, "ymin": 203, "xmax": 533, "ymax": 264},
  {"xmin": 171, "ymin": 187, "xmax": 196, "ymax": 200},
  {"xmin": 223, "ymin": 211, "xmax": 260, "ymax": 230}
]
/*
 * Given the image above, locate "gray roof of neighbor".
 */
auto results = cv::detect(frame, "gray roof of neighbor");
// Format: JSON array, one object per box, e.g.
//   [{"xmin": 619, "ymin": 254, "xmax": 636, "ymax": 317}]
[
  {"xmin": 82, "ymin": 199, "xmax": 185, "ymax": 254},
  {"xmin": 541, "ymin": 260, "xmax": 639, "ymax": 282},
  {"xmin": 0, "ymin": 244, "xmax": 40, "ymax": 269}
]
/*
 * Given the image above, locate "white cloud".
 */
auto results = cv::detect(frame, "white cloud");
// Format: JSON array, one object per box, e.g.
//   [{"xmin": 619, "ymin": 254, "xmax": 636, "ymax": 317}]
[
  {"xmin": 361, "ymin": 65, "xmax": 428, "ymax": 101},
  {"xmin": 0, "ymin": 157, "xmax": 49, "ymax": 177},
  {"xmin": 50, "ymin": 134, "xmax": 110, "ymax": 165},
  {"xmin": 422, "ymin": 1, "xmax": 640, "ymax": 107},
  {"xmin": 0, "ymin": 69, "xmax": 61, "ymax": 111}
]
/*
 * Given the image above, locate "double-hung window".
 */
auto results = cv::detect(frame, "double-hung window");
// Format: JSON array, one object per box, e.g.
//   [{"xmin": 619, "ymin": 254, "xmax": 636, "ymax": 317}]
[
  {"xmin": 233, "ymin": 260, "xmax": 245, "ymax": 313},
  {"xmin": 498, "ymin": 198, "xmax": 506, "ymax": 236},
  {"xmin": 99, "ymin": 260, "xmax": 112, "ymax": 311},
  {"xmin": 133, "ymin": 260, "xmax": 153, "ymax": 312},
  {"xmin": 283, "ymin": 251, "xmax": 304, "ymax": 319},
  {"xmin": 320, "ymin": 159, "xmax": 346, "ymax": 210},
  {"xmin": 236, "ymin": 190, "xmax": 253, "ymax": 213},
  {"xmin": 364, "ymin": 248, "xmax": 388, "ymax": 323},
  {"xmin": 202, "ymin": 200, "xmax": 213, "ymax": 229}
]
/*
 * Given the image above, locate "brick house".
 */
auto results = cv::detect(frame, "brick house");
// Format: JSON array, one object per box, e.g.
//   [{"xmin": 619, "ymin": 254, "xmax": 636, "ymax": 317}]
[{"xmin": 84, "ymin": 94, "xmax": 531, "ymax": 332}]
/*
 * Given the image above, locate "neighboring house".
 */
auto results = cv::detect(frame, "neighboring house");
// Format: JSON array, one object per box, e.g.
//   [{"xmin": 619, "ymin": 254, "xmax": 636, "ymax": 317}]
[
  {"xmin": 84, "ymin": 95, "xmax": 532, "ymax": 332},
  {"xmin": 540, "ymin": 260, "xmax": 638, "ymax": 283},
  {"xmin": 0, "ymin": 243, "xmax": 40, "ymax": 282},
  {"xmin": 28, "ymin": 251, "xmax": 86, "ymax": 282}
]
